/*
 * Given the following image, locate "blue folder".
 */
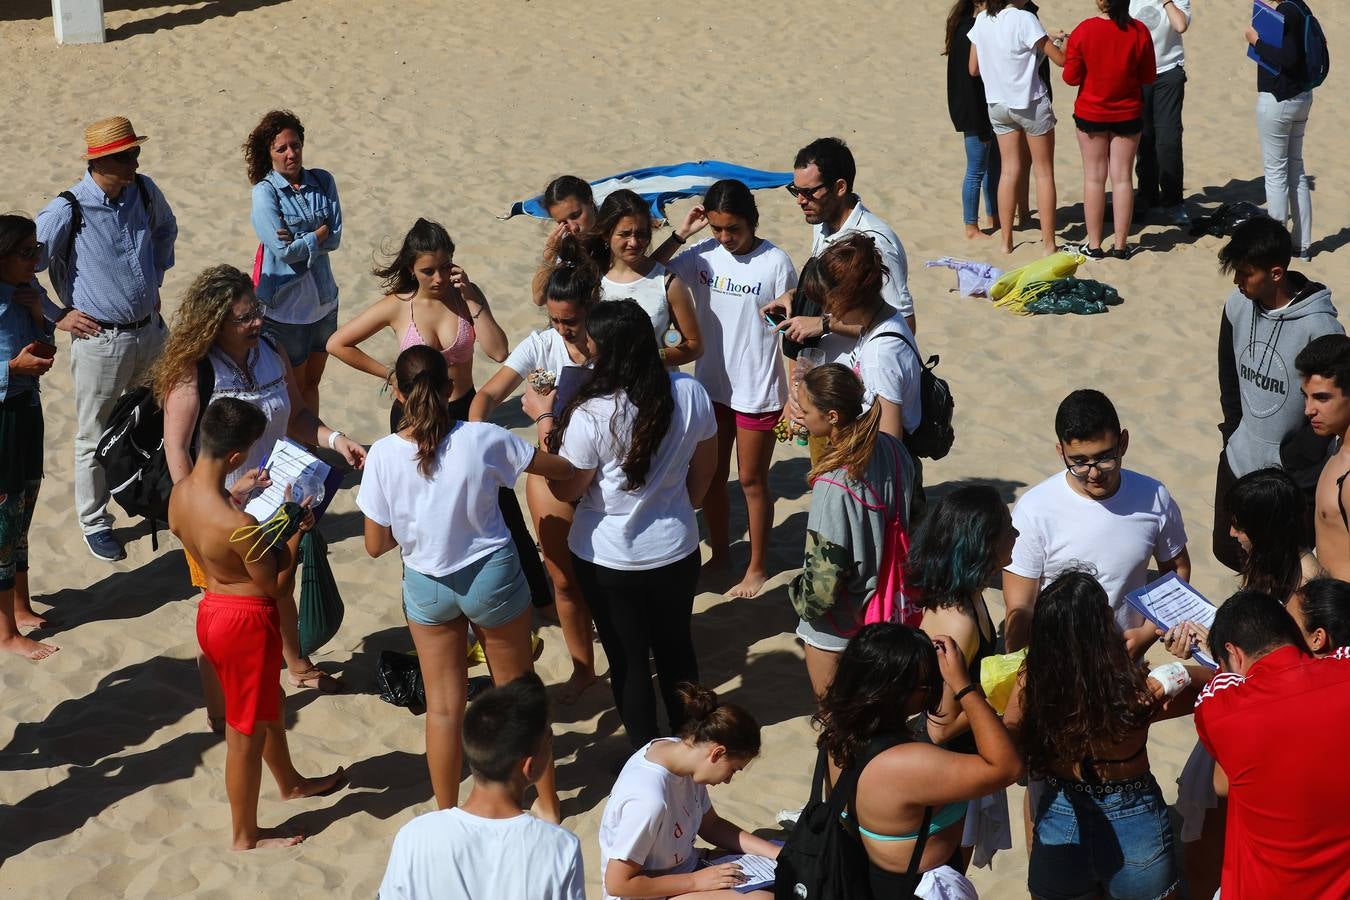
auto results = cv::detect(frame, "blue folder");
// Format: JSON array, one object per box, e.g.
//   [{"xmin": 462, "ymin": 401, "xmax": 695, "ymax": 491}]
[{"xmin": 1248, "ymin": 1, "xmax": 1284, "ymax": 76}]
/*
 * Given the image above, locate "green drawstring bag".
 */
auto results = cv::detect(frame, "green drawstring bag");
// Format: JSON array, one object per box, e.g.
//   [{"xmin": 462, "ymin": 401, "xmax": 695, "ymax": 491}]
[
  {"xmin": 1023, "ymin": 277, "xmax": 1123, "ymax": 316},
  {"xmin": 298, "ymin": 529, "xmax": 344, "ymax": 657}
]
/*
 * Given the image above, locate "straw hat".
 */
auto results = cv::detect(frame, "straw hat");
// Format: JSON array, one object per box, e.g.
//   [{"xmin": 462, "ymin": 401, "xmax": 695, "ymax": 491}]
[{"xmin": 82, "ymin": 116, "xmax": 149, "ymax": 161}]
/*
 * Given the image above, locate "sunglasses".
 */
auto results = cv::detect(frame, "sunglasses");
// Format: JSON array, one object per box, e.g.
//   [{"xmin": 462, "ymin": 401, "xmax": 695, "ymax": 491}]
[
  {"xmin": 785, "ymin": 183, "xmax": 831, "ymax": 200},
  {"xmin": 108, "ymin": 147, "xmax": 141, "ymax": 164}
]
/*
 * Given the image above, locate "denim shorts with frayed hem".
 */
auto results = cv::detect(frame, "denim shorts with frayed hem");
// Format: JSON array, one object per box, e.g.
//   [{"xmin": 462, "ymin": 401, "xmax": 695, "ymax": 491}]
[{"xmin": 1028, "ymin": 773, "xmax": 1179, "ymax": 900}]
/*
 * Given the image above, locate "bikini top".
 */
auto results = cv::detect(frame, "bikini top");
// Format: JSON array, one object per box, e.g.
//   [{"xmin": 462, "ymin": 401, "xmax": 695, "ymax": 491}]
[
  {"xmin": 848, "ymin": 800, "xmax": 967, "ymax": 842},
  {"xmin": 400, "ymin": 299, "xmax": 475, "ymax": 365}
]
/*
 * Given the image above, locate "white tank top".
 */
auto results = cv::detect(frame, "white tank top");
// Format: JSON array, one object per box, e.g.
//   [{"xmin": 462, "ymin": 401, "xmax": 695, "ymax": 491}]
[
  {"xmin": 601, "ymin": 262, "xmax": 674, "ymax": 343},
  {"xmin": 207, "ymin": 339, "xmax": 292, "ymax": 489}
]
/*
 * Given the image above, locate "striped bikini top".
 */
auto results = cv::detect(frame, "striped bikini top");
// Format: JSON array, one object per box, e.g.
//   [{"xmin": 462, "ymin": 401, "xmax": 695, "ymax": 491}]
[{"xmin": 400, "ymin": 299, "xmax": 475, "ymax": 365}]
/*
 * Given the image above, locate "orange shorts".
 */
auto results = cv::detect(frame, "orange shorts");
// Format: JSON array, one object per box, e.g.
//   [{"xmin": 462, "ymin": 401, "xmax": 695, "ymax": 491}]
[{"xmin": 196, "ymin": 592, "xmax": 281, "ymax": 735}]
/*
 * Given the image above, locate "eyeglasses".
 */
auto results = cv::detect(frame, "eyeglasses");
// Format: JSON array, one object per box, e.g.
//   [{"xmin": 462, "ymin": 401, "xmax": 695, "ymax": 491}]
[
  {"xmin": 15, "ymin": 242, "xmax": 44, "ymax": 261},
  {"xmin": 228, "ymin": 304, "xmax": 265, "ymax": 326},
  {"xmin": 108, "ymin": 147, "xmax": 141, "ymax": 164},
  {"xmin": 786, "ymin": 183, "xmax": 830, "ymax": 200},
  {"xmin": 1062, "ymin": 447, "xmax": 1123, "ymax": 478}
]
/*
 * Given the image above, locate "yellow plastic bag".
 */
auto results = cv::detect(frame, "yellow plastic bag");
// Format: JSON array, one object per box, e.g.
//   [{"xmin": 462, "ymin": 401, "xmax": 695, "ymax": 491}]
[
  {"xmin": 979, "ymin": 648, "xmax": 1028, "ymax": 715},
  {"xmin": 989, "ymin": 252, "xmax": 1085, "ymax": 315}
]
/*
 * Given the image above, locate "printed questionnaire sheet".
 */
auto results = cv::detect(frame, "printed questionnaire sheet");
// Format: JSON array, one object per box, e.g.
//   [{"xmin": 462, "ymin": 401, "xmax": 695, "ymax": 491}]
[
  {"xmin": 701, "ymin": 851, "xmax": 777, "ymax": 892},
  {"xmin": 1125, "ymin": 573, "xmax": 1217, "ymax": 668},
  {"xmin": 243, "ymin": 438, "xmax": 332, "ymax": 523}
]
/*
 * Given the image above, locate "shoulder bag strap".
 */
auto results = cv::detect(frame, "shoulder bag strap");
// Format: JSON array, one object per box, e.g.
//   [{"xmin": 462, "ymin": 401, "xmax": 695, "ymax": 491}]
[{"xmin": 905, "ymin": 805, "xmax": 936, "ymax": 880}]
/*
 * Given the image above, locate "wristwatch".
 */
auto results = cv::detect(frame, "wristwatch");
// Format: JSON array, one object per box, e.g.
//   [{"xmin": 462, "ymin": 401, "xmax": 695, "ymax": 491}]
[{"xmin": 820, "ymin": 313, "xmax": 832, "ymax": 336}]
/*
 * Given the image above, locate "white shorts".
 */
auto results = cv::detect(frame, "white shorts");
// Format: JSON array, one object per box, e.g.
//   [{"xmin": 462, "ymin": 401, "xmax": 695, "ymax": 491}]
[{"xmin": 988, "ymin": 94, "xmax": 1056, "ymax": 137}]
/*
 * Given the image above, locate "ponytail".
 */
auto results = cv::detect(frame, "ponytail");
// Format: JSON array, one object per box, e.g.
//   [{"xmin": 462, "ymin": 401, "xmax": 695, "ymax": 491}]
[
  {"xmin": 676, "ymin": 683, "xmax": 762, "ymax": 758},
  {"xmin": 394, "ymin": 345, "xmax": 454, "ymax": 477},
  {"xmin": 804, "ymin": 363, "xmax": 884, "ymax": 483}
]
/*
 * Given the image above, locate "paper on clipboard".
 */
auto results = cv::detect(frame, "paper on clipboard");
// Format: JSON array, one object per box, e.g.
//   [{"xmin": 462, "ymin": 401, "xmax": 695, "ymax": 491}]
[
  {"xmin": 700, "ymin": 851, "xmax": 777, "ymax": 893},
  {"xmin": 242, "ymin": 438, "xmax": 343, "ymax": 523},
  {"xmin": 1247, "ymin": 1, "xmax": 1284, "ymax": 76},
  {"xmin": 1124, "ymin": 573, "xmax": 1218, "ymax": 668}
]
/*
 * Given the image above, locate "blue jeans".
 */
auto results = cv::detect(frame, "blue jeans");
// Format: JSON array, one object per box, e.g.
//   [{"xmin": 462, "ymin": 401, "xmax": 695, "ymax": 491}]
[
  {"xmin": 962, "ymin": 132, "xmax": 1001, "ymax": 226},
  {"xmin": 1028, "ymin": 775, "xmax": 1178, "ymax": 900}
]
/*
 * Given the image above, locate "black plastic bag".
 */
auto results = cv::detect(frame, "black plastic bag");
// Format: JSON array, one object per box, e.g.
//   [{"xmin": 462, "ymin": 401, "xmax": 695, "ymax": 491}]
[
  {"xmin": 377, "ymin": 650, "xmax": 425, "ymax": 708},
  {"xmin": 1189, "ymin": 202, "xmax": 1268, "ymax": 238}
]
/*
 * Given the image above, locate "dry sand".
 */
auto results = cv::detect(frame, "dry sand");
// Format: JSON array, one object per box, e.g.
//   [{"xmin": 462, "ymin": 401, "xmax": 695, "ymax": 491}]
[{"xmin": 1, "ymin": 0, "xmax": 1348, "ymax": 896}]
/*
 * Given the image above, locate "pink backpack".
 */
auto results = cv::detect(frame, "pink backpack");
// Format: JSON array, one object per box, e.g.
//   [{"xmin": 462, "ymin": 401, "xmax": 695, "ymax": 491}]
[
  {"xmin": 814, "ymin": 438, "xmax": 919, "ymax": 635},
  {"xmin": 251, "ymin": 243, "xmax": 264, "ymax": 288}
]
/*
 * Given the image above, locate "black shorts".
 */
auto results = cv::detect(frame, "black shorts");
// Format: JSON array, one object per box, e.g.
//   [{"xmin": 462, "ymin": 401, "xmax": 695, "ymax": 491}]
[{"xmin": 1074, "ymin": 116, "xmax": 1143, "ymax": 136}]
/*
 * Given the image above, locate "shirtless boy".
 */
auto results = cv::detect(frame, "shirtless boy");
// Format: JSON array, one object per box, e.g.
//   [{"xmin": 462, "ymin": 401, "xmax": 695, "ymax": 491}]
[
  {"xmin": 168, "ymin": 398, "xmax": 344, "ymax": 850},
  {"xmin": 1296, "ymin": 335, "xmax": 1350, "ymax": 579}
]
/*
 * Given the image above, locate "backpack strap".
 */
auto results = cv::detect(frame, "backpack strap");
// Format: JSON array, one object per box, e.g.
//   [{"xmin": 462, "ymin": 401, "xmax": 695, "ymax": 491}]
[
  {"xmin": 58, "ymin": 190, "xmax": 82, "ymax": 272},
  {"xmin": 905, "ymin": 805, "xmax": 936, "ymax": 878}
]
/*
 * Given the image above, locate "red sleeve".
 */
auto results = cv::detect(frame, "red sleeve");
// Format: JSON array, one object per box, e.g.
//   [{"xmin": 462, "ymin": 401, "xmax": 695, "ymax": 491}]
[
  {"xmin": 1136, "ymin": 23, "xmax": 1157, "ymax": 85},
  {"xmin": 1063, "ymin": 26, "xmax": 1085, "ymax": 86}
]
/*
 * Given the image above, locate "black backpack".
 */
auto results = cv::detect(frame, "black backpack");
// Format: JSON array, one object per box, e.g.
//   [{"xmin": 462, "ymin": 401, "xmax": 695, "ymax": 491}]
[
  {"xmin": 870, "ymin": 331, "xmax": 956, "ymax": 461},
  {"xmin": 94, "ymin": 357, "xmax": 212, "ymax": 549},
  {"xmin": 775, "ymin": 743, "xmax": 934, "ymax": 900}
]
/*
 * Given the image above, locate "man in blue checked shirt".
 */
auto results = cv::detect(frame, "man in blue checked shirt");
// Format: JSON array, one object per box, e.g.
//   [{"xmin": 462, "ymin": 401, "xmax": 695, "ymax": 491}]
[{"xmin": 36, "ymin": 115, "xmax": 178, "ymax": 562}]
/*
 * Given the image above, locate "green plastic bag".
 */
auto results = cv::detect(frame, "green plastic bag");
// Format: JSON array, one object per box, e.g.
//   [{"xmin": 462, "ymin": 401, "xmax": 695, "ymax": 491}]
[
  {"xmin": 299, "ymin": 529, "xmax": 344, "ymax": 657},
  {"xmin": 1023, "ymin": 277, "xmax": 1122, "ymax": 316}
]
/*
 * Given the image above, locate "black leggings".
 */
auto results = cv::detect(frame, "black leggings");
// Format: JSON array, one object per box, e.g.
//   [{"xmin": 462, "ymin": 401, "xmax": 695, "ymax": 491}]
[
  {"xmin": 571, "ymin": 550, "xmax": 700, "ymax": 747},
  {"xmin": 390, "ymin": 390, "xmax": 552, "ymax": 608}
]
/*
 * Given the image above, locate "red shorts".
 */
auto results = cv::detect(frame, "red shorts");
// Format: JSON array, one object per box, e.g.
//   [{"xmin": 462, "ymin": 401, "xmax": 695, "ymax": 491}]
[
  {"xmin": 713, "ymin": 402, "xmax": 783, "ymax": 433},
  {"xmin": 196, "ymin": 592, "xmax": 282, "ymax": 735}
]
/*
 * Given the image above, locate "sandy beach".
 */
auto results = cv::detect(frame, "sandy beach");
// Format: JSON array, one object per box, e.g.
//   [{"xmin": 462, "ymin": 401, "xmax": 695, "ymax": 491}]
[{"xmin": 2, "ymin": 0, "xmax": 1349, "ymax": 896}]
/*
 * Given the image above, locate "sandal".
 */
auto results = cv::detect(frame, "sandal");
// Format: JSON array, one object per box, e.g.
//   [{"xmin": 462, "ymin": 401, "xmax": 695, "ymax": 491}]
[{"xmin": 288, "ymin": 666, "xmax": 343, "ymax": 693}]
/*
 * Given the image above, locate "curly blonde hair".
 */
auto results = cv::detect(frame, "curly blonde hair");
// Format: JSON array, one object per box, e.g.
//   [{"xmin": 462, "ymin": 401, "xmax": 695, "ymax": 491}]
[{"xmin": 152, "ymin": 265, "xmax": 254, "ymax": 404}]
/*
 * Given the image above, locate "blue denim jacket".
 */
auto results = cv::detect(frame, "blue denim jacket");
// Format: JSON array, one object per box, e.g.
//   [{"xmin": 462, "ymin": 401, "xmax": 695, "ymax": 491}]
[
  {"xmin": 0, "ymin": 281, "xmax": 53, "ymax": 402},
  {"xmin": 250, "ymin": 168, "xmax": 342, "ymax": 307}
]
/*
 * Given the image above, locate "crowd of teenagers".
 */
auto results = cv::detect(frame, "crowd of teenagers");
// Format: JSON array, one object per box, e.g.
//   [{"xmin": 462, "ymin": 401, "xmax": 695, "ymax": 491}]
[{"xmin": 0, "ymin": 0, "xmax": 1344, "ymax": 892}]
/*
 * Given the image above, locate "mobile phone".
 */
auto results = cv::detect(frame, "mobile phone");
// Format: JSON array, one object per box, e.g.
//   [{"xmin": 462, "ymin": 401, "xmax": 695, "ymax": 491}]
[
  {"xmin": 31, "ymin": 341, "xmax": 57, "ymax": 360},
  {"xmin": 763, "ymin": 310, "xmax": 786, "ymax": 327}
]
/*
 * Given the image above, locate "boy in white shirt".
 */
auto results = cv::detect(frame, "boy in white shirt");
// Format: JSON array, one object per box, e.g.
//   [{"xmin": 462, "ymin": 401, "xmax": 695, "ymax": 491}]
[
  {"xmin": 378, "ymin": 673, "xmax": 583, "ymax": 900},
  {"xmin": 1003, "ymin": 389, "xmax": 1191, "ymax": 654}
]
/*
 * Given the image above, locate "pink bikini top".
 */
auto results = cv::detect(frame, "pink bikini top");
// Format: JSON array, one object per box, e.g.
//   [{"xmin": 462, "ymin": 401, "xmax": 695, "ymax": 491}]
[{"xmin": 399, "ymin": 300, "xmax": 475, "ymax": 365}]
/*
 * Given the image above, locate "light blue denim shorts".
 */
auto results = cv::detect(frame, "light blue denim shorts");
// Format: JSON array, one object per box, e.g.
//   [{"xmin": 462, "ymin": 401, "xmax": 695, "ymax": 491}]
[
  {"xmin": 402, "ymin": 544, "xmax": 529, "ymax": 628},
  {"xmin": 262, "ymin": 305, "xmax": 339, "ymax": 366}
]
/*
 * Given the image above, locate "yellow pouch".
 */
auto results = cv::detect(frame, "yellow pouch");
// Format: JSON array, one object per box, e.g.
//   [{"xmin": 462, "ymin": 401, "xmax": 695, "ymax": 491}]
[
  {"xmin": 979, "ymin": 648, "xmax": 1028, "ymax": 715},
  {"xmin": 989, "ymin": 252, "xmax": 1086, "ymax": 314}
]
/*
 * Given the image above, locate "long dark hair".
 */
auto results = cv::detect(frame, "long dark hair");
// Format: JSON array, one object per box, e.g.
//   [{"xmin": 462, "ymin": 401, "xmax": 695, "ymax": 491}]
[
  {"xmin": 702, "ymin": 179, "xmax": 759, "ymax": 231},
  {"xmin": 943, "ymin": 0, "xmax": 979, "ymax": 55},
  {"xmin": 546, "ymin": 231, "xmax": 604, "ymax": 305},
  {"xmin": 543, "ymin": 175, "xmax": 593, "ymax": 210},
  {"xmin": 394, "ymin": 346, "xmax": 454, "ymax": 477},
  {"xmin": 594, "ymin": 189, "xmax": 653, "ymax": 271},
  {"xmin": 1103, "ymin": 0, "xmax": 1131, "ymax": 29},
  {"xmin": 374, "ymin": 218, "xmax": 456, "ymax": 297},
  {"xmin": 814, "ymin": 624, "xmax": 942, "ymax": 771},
  {"xmin": 907, "ymin": 485, "xmax": 1009, "ymax": 611},
  {"xmin": 0, "ymin": 214, "xmax": 36, "ymax": 263},
  {"xmin": 1228, "ymin": 467, "xmax": 1308, "ymax": 602},
  {"xmin": 242, "ymin": 109, "xmax": 305, "ymax": 185},
  {"xmin": 1018, "ymin": 571, "xmax": 1155, "ymax": 778},
  {"xmin": 549, "ymin": 300, "xmax": 673, "ymax": 490},
  {"xmin": 1294, "ymin": 578, "xmax": 1350, "ymax": 650}
]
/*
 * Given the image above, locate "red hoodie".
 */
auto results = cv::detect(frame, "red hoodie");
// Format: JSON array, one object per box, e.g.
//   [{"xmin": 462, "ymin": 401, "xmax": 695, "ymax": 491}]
[{"xmin": 1063, "ymin": 16, "xmax": 1156, "ymax": 123}]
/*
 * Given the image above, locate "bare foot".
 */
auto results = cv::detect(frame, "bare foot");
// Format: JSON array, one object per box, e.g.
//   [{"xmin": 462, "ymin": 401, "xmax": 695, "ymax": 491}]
[
  {"xmin": 288, "ymin": 666, "xmax": 342, "ymax": 693},
  {"xmin": 233, "ymin": 829, "xmax": 306, "ymax": 851},
  {"xmin": 556, "ymin": 667, "xmax": 600, "ymax": 706},
  {"xmin": 14, "ymin": 607, "xmax": 47, "ymax": 630},
  {"xmin": 0, "ymin": 634, "xmax": 58, "ymax": 660},
  {"xmin": 531, "ymin": 795, "xmax": 563, "ymax": 825},
  {"xmin": 964, "ymin": 224, "xmax": 991, "ymax": 240},
  {"xmin": 282, "ymin": 766, "xmax": 346, "ymax": 800},
  {"xmin": 1042, "ymin": 244, "xmax": 1061, "ymax": 257},
  {"xmin": 727, "ymin": 569, "xmax": 769, "ymax": 599}
]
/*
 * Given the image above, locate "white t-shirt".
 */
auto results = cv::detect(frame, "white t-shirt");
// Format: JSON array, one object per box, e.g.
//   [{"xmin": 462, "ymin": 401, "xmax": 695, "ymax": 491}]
[
  {"xmin": 378, "ymin": 807, "xmax": 584, "ymax": 900},
  {"xmin": 812, "ymin": 199, "xmax": 914, "ymax": 321},
  {"xmin": 503, "ymin": 327, "xmax": 594, "ymax": 412},
  {"xmin": 824, "ymin": 310, "xmax": 923, "ymax": 434},
  {"xmin": 357, "ymin": 423, "xmax": 534, "ymax": 577},
  {"xmin": 667, "ymin": 237, "xmax": 796, "ymax": 413},
  {"xmin": 1006, "ymin": 469, "xmax": 1189, "ymax": 632},
  {"xmin": 968, "ymin": 8, "xmax": 1050, "ymax": 109},
  {"xmin": 561, "ymin": 373, "xmax": 717, "ymax": 570},
  {"xmin": 599, "ymin": 739, "xmax": 713, "ymax": 900},
  {"xmin": 602, "ymin": 263, "xmax": 673, "ymax": 342},
  {"xmin": 1129, "ymin": 0, "xmax": 1190, "ymax": 73}
]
